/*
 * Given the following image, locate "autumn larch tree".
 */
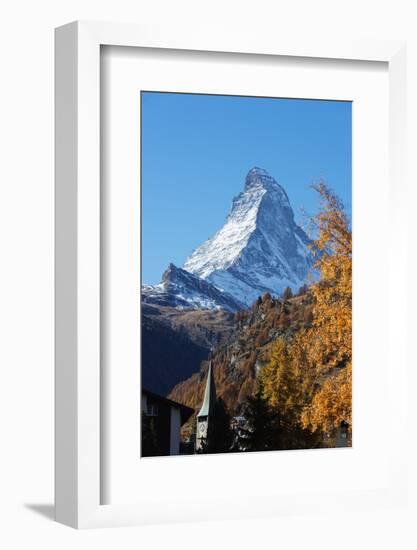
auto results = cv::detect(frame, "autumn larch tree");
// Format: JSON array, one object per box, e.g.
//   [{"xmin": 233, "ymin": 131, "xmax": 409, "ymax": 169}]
[{"xmin": 299, "ymin": 182, "xmax": 352, "ymax": 442}]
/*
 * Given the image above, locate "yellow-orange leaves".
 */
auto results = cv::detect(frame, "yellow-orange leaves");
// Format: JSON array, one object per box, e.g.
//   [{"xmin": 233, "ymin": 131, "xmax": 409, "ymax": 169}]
[{"xmin": 261, "ymin": 183, "xmax": 352, "ymax": 441}]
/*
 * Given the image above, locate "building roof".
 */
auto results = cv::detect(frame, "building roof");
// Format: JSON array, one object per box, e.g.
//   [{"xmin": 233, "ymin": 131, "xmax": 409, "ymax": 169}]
[
  {"xmin": 142, "ymin": 388, "xmax": 194, "ymax": 424},
  {"xmin": 197, "ymin": 361, "xmax": 217, "ymax": 418}
]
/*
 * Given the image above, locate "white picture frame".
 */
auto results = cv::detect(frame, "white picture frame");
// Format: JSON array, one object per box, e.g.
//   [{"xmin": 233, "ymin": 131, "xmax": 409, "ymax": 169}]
[{"xmin": 55, "ymin": 21, "xmax": 407, "ymax": 529}]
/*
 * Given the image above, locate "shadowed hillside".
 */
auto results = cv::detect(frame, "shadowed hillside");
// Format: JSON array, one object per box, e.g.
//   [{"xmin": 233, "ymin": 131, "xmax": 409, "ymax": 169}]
[{"xmin": 141, "ymin": 304, "xmax": 235, "ymax": 395}]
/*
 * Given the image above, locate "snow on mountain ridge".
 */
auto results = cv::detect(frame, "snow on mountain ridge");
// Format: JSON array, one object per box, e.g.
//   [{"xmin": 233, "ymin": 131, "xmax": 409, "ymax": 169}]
[
  {"xmin": 183, "ymin": 167, "xmax": 312, "ymax": 306},
  {"xmin": 184, "ymin": 171, "xmax": 267, "ymax": 278},
  {"xmin": 142, "ymin": 263, "xmax": 244, "ymax": 312}
]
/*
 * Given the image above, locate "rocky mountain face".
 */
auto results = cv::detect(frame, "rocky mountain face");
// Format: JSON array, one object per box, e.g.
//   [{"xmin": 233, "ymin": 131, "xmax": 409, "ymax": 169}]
[
  {"xmin": 184, "ymin": 167, "xmax": 312, "ymax": 307},
  {"xmin": 142, "ymin": 263, "xmax": 244, "ymax": 312}
]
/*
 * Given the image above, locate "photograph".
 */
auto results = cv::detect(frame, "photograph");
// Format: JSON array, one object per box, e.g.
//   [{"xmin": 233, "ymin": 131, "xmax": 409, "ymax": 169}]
[
  {"xmin": 2, "ymin": 3, "xmax": 411, "ymax": 543},
  {"xmin": 140, "ymin": 91, "xmax": 352, "ymax": 457}
]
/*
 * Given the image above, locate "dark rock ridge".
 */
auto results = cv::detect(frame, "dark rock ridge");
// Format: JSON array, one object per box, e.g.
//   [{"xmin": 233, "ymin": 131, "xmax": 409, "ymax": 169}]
[{"xmin": 142, "ymin": 263, "xmax": 245, "ymax": 312}]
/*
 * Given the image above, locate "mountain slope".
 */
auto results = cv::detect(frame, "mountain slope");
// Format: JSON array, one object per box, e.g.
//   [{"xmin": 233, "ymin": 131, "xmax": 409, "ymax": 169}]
[
  {"xmin": 142, "ymin": 263, "xmax": 244, "ymax": 312},
  {"xmin": 184, "ymin": 167, "xmax": 312, "ymax": 306},
  {"xmin": 141, "ymin": 303, "xmax": 236, "ymax": 395},
  {"xmin": 168, "ymin": 292, "xmax": 314, "ymax": 417}
]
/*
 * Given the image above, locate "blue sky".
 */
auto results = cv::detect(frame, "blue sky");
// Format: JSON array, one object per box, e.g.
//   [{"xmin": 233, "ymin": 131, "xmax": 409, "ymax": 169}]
[{"xmin": 141, "ymin": 92, "xmax": 351, "ymax": 285}]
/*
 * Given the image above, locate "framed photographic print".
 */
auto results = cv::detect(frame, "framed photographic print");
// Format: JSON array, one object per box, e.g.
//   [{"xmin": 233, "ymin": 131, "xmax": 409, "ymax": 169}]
[
  {"xmin": 55, "ymin": 21, "xmax": 408, "ymax": 528},
  {"xmin": 140, "ymin": 91, "xmax": 352, "ymax": 457}
]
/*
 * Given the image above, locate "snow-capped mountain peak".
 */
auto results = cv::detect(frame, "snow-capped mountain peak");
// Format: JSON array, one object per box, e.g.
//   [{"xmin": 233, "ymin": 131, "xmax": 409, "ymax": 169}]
[{"xmin": 183, "ymin": 167, "xmax": 312, "ymax": 306}]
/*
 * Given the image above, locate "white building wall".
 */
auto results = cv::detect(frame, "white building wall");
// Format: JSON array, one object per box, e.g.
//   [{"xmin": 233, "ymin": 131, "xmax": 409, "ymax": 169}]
[{"xmin": 169, "ymin": 407, "xmax": 181, "ymax": 455}]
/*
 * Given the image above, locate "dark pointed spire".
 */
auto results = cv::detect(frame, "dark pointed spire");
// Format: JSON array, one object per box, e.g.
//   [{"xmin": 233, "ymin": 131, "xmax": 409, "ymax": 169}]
[{"xmin": 197, "ymin": 361, "xmax": 216, "ymax": 418}]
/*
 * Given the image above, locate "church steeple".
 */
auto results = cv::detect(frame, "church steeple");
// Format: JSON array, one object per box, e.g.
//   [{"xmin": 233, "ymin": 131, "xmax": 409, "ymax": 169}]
[
  {"xmin": 198, "ymin": 361, "xmax": 216, "ymax": 418},
  {"xmin": 196, "ymin": 361, "xmax": 217, "ymax": 451}
]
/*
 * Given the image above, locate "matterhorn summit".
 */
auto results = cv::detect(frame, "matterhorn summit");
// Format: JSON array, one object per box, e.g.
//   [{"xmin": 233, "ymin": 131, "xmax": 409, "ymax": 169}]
[{"xmin": 183, "ymin": 167, "xmax": 312, "ymax": 306}]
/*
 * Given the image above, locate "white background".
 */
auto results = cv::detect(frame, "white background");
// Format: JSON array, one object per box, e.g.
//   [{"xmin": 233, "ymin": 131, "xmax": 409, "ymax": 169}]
[{"xmin": 1, "ymin": 1, "xmax": 417, "ymax": 549}]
